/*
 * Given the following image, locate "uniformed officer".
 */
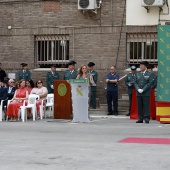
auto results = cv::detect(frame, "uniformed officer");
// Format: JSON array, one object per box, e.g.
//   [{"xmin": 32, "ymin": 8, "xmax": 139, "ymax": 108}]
[
  {"xmin": 0, "ymin": 63, "xmax": 7, "ymax": 83},
  {"xmin": 88, "ymin": 62, "xmax": 98, "ymax": 109},
  {"xmin": 147, "ymin": 64, "xmax": 157, "ymax": 89},
  {"xmin": 18, "ymin": 63, "xmax": 31, "ymax": 81},
  {"xmin": 134, "ymin": 61, "xmax": 153, "ymax": 124},
  {"xmin": 125, "ymin": 65, "xmax": 137, "ymax": 116},
  {"xmin": 46, "ymin": 64, "xmax": 60, "ymax": 93},
  {"xmin": 106, "ymin": 66, "xmax": 119, "ymax": 116},
  {"xmin": 63, "ymin": 60, "xmax": 77, "ymax": 80}
]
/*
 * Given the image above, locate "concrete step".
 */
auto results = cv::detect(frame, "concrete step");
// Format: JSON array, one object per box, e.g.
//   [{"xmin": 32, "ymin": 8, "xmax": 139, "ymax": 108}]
[
  {"xmin": 94, "ymin": 94, "xmax": 129, "ymax": 115},
  {"xmin": 100, "ymin": 102, "xmax": 129, "ymax": 108},
  {"xmin": 89, "ymin": 108, "xmax": 128, "ymax": 115},
  {"xmin": 99, "ymin": 105, "xmax": 129, "ymax": 111},
  {"xmin": 121, "ymin": 94, "xmax": 129, "ymax": 100}
]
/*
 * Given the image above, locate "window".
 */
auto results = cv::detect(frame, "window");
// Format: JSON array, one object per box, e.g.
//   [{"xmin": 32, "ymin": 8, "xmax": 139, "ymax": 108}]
[
  {"xmin": 35, "ymin": 35, "xmax": 69, "ymax": 68},
  {"xmin": 127, "ymin": 33, "xmax": 157, "ymax": 65}
]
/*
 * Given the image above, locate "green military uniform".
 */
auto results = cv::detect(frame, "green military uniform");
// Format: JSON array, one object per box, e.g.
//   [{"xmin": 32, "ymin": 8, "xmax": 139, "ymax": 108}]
[
  {"xmin": 63, "ymin": 70, "xmax": 78, "ymax": 80},
  {"xmin": 18, "ymin": 70, "xmax": 31, "ymax": 81},
  {"xmin": 89, "ymin": 70, "xmax": 98, "ymax": 109},
  {"xmin": 150, "ymin": 73, "xmax": 157, "ymax": 89},
  {"xmin": 147, "ymin": 65, "xmax": 157, "ymax": 89},
  {"xmin": 46, "ymin": 71, "xmax": 60, "ymax": 93},
  {"xmin": 125, "ymin": 72, "xmax": 136, "ymax": 115},
  {"xmin": 134, "ymin": 70, "xmax": 152, "ymax": 122}
]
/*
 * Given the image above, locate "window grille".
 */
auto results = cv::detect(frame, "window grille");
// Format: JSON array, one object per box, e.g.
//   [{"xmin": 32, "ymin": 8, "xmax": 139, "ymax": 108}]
[
  {"xmin": 127, "ymin": 33, "xmax": 157, "ymax": 65},
  {"xmin": 35, "ymin": 35, "xmax": 69, "ymax": 67}
]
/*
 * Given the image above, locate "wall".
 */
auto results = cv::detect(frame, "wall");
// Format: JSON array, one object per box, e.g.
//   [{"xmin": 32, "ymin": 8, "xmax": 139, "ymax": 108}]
[
  {"xmin": 126, "ymin": 0, "xmax": 170, "ymax": 25},
  {"xmin": 0, "ymin": 0, "xmax": 153, "ymax": 103}
]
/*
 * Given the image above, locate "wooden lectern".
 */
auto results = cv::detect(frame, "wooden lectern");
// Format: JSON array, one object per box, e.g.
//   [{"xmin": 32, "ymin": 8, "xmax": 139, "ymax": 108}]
[{"xmin": 54, "ymin": 80, "xmax": 72, "ymax": 119}]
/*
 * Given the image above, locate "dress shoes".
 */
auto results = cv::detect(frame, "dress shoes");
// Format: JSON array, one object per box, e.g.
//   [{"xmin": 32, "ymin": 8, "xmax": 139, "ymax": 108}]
[
  {"xmin": 113, "ymin": 112, "xmax": 118, "ymax": 116},
  {"xmin": 136, "ymin": 120, "xmax": 143, "ymax": 123},
  {"xmin": 145, "ymin": 119, "xmax": 150, "ymax": 124},
  {"xmin": 126, "ymin": 113, "xmax": 130, "ymax": 116},
  {"xmin": 107, "ymin": 112, "xmax": 113, "ymax": 115}
]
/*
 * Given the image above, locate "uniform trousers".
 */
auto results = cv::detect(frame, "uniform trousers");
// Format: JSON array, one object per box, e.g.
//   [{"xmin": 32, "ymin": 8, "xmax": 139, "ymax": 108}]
[
  {"xmin": 128, "ymin": 94, "xmax": 132, "ymax": 114},
  {"xmin": 137, "ymin": 96, "xmax": 150, "ymax": 121},
  {"xmin": 107, "ymin": 90, "xmax": 118, "ymax": 113},
  {"xmin": 90, "ymin": 91, "xmax": 96, "ymax": 109}
]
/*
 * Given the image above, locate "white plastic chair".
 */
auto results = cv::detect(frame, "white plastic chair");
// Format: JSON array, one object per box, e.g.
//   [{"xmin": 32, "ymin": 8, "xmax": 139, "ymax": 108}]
[
  {"xmin": 20, "ymin": 94, "xmax": 40, "ymax": 122},
  {"xmin": 39, "ymin": 99, "xmax": 44, "ymax": 120},
  {"xmin": 43, "ymin": 94, "xmax": 54, "ymax": 118},
  {"xmin": 0, "ymin": 100, "xmax": 4, "ymax": 121}
]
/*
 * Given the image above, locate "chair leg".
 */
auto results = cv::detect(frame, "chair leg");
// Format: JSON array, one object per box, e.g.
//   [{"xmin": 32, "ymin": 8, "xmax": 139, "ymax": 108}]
[
  {"xmin": 18, "ymin": 109, "xmax": 21, "ymax": 121},
  {"xmin": 4, "ymin": 106, "xmax": 7, "ymax": 121},
  {"xmin": 52, "ymin": 106, "xmax": 54, "ymax": 118},
  {"xmin": 20, "ymin": 106, "xmax": 25, "ymax": 122},
  {"xmin": 44, "ymin": 109, "xmax": 46, "ymax": 119},
  {"xmin": 40, "ymin": 105, "xmax": 43, "ymax": 119},
  {"xmin": 0, "ymin": 105, "xmax": 2, "ymax": 121},
  {"xmin": 32, "ymin": 107, "xmax": 36, "ymax": 121}
]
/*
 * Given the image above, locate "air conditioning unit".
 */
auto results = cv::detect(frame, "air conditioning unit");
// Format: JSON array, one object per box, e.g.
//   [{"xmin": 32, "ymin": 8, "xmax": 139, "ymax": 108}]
[
  {"xmin": 78, "ymin": 0, "xmax": 97, "ymax": 10},
  {"xmin": 141, "ymin": 0, "xmax": 165, "ymax": 7}
]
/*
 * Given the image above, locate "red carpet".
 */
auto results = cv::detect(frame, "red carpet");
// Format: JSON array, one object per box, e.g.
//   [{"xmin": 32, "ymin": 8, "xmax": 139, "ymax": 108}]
[{"xmin": 119, "ymin": 137, "xmax": 170, "ymax": 145}]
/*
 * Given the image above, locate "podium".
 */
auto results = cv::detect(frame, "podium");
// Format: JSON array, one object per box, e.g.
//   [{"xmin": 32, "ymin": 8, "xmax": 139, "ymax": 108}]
[
  {"xmin": 130, "ymin": 89, "xmax": 156, "ymax": 120},
  {"xmin": 54, "ymin": 80, "xmax": 72, "ymax": 119},
  {"xmin": 70, "ymin": 79, "xmax": 90, "ymax": 123}
]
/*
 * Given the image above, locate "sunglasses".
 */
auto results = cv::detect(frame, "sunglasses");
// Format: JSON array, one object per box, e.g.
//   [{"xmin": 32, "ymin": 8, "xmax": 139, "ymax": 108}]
[{"xmin": 37, "ymin": 81, "xmax": 42, "ymax": 84}]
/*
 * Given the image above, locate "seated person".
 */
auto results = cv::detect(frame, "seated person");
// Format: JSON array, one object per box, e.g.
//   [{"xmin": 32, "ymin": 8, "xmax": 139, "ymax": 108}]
[
  {"xmin": 3, "ymin": 77, "xmax": 9, "ymax": 88},
  {"xmin": 6, "ymin": 79, "xmax": 28, "ymax": 122},
  {"xmin": 30, "ymin": 80, "xmax": 48, "ymax": 118},
  {"xmin": 0, "ymin": 81, "xmax": 8, "ymax": 104},
  {"xmin": 25, "ymin": 79, "xmax": 35, "ymax": 118},
  {"xmin": 3, "ymin": 79, "xmax": 16, "ymax": 110},
  {"xmin": 26, "ymin": 79, "xmax": 35, "ymax": 94}
]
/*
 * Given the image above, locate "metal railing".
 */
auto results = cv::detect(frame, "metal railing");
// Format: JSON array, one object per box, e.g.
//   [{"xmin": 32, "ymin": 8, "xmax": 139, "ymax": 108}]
[
  {"xmin": 35, "ymin": 35, "xmax": 69, "ymax": 67},
  {"xmin": 127, "ymin": 33, "xmax": 158, "ymax": 65}
]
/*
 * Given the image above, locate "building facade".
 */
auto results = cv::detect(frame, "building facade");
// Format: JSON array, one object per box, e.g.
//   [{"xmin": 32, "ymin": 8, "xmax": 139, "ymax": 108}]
[{"xmin": 0, "ymin": 0, "xmax": 161, "ymax": 103}]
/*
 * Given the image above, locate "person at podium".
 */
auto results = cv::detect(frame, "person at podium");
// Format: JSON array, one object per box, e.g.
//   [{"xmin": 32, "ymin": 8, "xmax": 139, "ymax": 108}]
[
  {"xmin": 63, "ymin": 60, "xmax": 78, "ymax": 80},
  {"xmin": 76, "ymin": 64, "xmax": 93, "ymax": 83},
  {"xmin": 76, "ymin": 64, "xmax": 93, "ymax": 120},
  {"xmin": 76, "ymin": 64, "xmax": 93, "ymax": 99},
  {"xmin": 125, "ymin": 65, "xmax": 137, "ymax": 116}
]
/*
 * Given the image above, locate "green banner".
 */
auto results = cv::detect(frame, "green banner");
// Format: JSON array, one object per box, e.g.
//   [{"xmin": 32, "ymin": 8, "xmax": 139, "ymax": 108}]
[
  {"xmin": 157, "ymin": 25, "xmax": 170, "ymax": 102},
  {"xmin": 69, "ymin": 79, "xmax": 89, "ymax": 84}
]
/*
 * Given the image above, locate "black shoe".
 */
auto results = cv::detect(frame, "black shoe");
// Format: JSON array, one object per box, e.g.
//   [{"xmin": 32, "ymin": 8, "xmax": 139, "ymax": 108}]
[
  {"xmin": 113, "ymin": 112, "xmax": 118, "ymax": 116},
  {"xmin": 126, "ymin": 113, "xmax": 130, "ymax": 116},
  {"xmin": 145, "ymin": 120, "xmax": 149, "ymax": 124},
  {"xmin": 107, "ymin": 112, "xmax": 113, "ymax": 115},
  {"xmin": 136, "ymin": 120, "xmax": 143, "ymax": 123}
]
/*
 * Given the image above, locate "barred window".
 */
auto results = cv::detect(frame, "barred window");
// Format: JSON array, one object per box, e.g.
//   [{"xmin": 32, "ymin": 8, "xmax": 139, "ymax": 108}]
[
  {"xmin": 35, "ymin": 35, "xmax": 69, "ymax": 68},
  {"xmin": 127, "ymin": 33, "xmax": 157, "ymax": 64}
]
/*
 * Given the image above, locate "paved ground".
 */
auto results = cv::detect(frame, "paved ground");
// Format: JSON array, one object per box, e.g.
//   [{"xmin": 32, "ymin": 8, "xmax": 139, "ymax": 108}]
[{"xmin": 0, "ymin": 114, "xmax": 170, "ymax": 170}]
